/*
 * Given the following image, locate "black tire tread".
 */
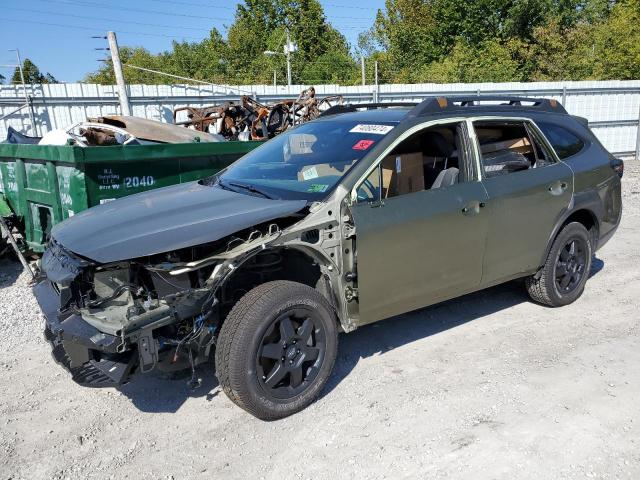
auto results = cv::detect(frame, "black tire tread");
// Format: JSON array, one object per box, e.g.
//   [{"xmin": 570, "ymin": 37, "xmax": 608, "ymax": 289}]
[
  {"xmin": 215, "ymin": 280, "xmax": 337, "ymax": 420},
  {"xmin": 526, "ymin": 222, "xmax": 592, "ymax": 307},
  {"xmin": 525, "ymin": 266, "xmax": 554, "ymax": 306}
]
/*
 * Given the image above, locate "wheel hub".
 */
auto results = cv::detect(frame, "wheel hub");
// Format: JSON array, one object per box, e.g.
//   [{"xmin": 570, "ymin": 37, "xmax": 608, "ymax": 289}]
[
  {"xmin": 285, "ymin": 345, "xmax": 297, "ymax": 360},
  {"xmin": 555, "ymin": 238, "xmax": 587, "ymax": 294},
  {"xmin": 256, "ymin": 309, "xmax": 326, "ymax": 399}
]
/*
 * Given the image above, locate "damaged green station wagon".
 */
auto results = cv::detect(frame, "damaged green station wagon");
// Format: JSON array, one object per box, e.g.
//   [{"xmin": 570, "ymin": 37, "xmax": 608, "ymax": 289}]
[{"xmin": 34, "ymin": 96, "xmax": 623, "ymax": 419}]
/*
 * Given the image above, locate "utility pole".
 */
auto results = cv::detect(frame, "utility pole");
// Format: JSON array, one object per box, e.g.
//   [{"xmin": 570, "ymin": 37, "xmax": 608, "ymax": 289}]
[
  {"xmin": 374, "ymin": 60, "xmax": 379, "ymax": 102},
  {"xmin": 361, "ymin": 55, "xmax": 366, "ymax": 86},
  {"xmin": 635, "ymin": 102, "xmax": 640, "ymax": 161},
  {"xmin": 273, "ymin": 70, "xmax": 277, "ymax": 87},
  {"xmin": 10, "ymin": 49, "xmax": 38, "ymax": 136},
  {"xmin": 107, "ymin": 31, "xmax": 132, "ymax": 116},
  {"xmin": 374, "ymin": 61, "xmax": 379, "ymax": 88},
  {"xmin": 285, "ymin": 28, "xmax": 292, "ymax": 87}
]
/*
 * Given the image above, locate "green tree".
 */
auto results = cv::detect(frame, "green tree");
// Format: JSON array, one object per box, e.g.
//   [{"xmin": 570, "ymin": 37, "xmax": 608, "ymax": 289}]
[
  {"xmin": 590, "ymin": 0, "xmax": 640, "ymax": 80},
  {"xmin": 82, "ymin": 0, "xmax": 638, "ymax": 86},
  {"xmin": 364, "ymin": 0, "xmax": 441, "ymax": 75},
  {"xmin": 85, "ymin": 1, "xmax": 358, "ymax": 86},
  {"xmin": 85, "ymin": 29, "xmax": 229, "ymax": 85},
  {"xmin": 301, "ymin": 51, "xmax": 359, "ymax": 84},
  {"xmin": 421, "ymin": 38, "xmax": 526, "ymax": 83},
  {"xmin": 224, "ymin": 0, "xmax": 355, "ymax": 84},
  {"xmin": 527, "ymin": 18, "xmax": 594, "ymax": 80},
  {"xmin": 11, "ymin": 58, "xmax": 57, "ymax": 84},
  {"xmin": 364, "ymin": 0, "xmax": 622, "ymax": 83}
]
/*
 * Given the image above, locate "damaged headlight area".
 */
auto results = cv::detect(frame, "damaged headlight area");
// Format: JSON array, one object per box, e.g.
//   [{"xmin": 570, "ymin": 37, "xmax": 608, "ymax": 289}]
[{"xmin": 35, "ymin": 223, "xmax": 289, "ymax": 388}]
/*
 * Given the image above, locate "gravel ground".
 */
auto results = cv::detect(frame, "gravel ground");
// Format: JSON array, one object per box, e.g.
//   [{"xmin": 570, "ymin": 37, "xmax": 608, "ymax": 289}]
[{"xmin": 1, "ymin": 163, "xmax": 639, "ymax": 480}]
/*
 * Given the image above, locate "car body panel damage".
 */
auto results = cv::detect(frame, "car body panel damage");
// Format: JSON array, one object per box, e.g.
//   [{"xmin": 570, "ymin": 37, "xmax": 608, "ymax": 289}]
[{"xmin": 36, "ymin": 201, "xmax": 344, "ymax": 388}]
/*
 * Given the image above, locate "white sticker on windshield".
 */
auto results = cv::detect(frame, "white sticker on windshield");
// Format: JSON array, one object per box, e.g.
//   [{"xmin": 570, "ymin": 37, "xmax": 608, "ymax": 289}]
[
  {"xmin": 302, "ymin": 166, "xmax": 319, "ymax": 180},
  {"xmin": 349, "ymin": 124, "xmax": 394, "ymax": 135}
]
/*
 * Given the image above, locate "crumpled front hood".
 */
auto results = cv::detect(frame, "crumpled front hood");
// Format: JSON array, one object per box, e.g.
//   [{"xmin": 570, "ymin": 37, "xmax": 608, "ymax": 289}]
[{"xmin": 51, "ymin": 182, "xmax": 306, "ymax": 263}]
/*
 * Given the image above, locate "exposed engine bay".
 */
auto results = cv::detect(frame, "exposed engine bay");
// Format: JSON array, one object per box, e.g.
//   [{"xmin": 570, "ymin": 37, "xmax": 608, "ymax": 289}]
[{"xmin": 36, "ymin": 204, "xmax": 352, "ymax": 388}]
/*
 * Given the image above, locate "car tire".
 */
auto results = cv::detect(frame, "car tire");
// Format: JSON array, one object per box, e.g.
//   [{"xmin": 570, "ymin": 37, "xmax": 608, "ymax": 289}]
[
  {"xmin": 526, "ymin": 222, "xmax": 593, "ymax": 307},
  {"xmin": 215, "ymin": 280, "xmax": 338, "ymax": 420}
]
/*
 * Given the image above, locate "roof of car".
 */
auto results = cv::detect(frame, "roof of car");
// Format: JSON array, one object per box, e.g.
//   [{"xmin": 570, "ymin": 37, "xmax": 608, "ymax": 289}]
[
  {"xmin": 318, "ymin": 96, "xmax": 568, "ymax": 123},
  {"xmin": 316, "ymin": 107, "xmax": 411, "ymax": 124}
]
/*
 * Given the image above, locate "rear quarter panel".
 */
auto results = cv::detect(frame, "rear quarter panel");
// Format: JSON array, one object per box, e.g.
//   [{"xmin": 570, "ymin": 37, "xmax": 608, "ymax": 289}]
[{"xmin": 551, "ymin": 118, "xmax": 622, "ymax": 246}]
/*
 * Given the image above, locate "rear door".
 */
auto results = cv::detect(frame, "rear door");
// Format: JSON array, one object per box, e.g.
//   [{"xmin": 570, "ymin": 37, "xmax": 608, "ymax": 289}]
[
  {"xmin": 472, "ymin": 118, "xmax": 574, "ymax": 285},
  {"xmin": 349, "ymin": 120, "xmax": 489, "ymax": 325}
]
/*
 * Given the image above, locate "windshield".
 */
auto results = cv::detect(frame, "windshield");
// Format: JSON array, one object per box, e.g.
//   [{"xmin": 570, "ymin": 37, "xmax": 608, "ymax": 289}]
[{"xmin": 217, "ymin": 120, "xmax": 397, "ymax": 200}]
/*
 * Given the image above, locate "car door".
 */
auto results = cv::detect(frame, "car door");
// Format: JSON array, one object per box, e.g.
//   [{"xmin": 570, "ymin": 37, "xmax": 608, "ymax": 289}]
[
  {"xmin": 349, "ymin": 120, "xmax": 489, "ymax": 325},
  {"xmin": 472, "ymin": 118, "xmax": 574, "ymax": 285}
]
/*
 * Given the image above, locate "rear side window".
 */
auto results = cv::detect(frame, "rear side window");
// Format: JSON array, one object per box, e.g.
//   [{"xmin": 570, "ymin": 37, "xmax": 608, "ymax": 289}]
[
  {"xmin": 473, "ymin": 121, "xmax": 554, "ymax": 178},
  {"xmin": 536, "ymin": 123, "xmax": 585, "ymax": 159}
]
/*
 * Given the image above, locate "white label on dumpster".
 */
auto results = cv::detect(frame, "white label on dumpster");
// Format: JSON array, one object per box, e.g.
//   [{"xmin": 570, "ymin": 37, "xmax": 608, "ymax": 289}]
[
  {"xmin": 349, "ymin": 124, "xmax": 394, "ymax": 135},
  {"xmin": 124, "ymin": 176, "xmax": 155, "ymax": 188},
  {"xmin": 99, "ymin": 198, "xmax": 115, "ymax": 205}
]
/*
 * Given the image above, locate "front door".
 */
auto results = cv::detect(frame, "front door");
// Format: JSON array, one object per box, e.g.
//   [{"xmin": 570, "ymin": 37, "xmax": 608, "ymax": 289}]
[{"xmin": 350, "ymin": 121, "xmax": 489, "ymax": 325}]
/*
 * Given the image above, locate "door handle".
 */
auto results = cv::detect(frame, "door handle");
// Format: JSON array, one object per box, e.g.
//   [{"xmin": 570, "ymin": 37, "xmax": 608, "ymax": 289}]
[
  {"xmin": 462, "ymin": 201, "xmax": 485, "ymax": 215},
  {"xmin": 548, "ymin": 181, "xmax": 569, "ymax": 195}
]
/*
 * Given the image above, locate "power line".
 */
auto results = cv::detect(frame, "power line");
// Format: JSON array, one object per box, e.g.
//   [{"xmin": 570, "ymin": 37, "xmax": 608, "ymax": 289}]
[
  {"xmin": 133, "ymin": 0, "xmax": 378, "ymax": 20},
  {"xmin": 124, "ymin": 64, "xmax": 255, "ymax": 94},
  {"xmin": 38, "ymin": 0, "xmax": 375, "ymax": 24},
  {"xmin": 4, "ymin": 7, "xmax": 216, "ymax": 32},
  {"xmin": 148, "ymin": 0, "xmax": 235, "ymax": 10},
  {"xmin": 320, "ymin": 2, "xmax": 380, "ymax": 10},
  {"xmin": 7, "ymin": 0, "xmax": 375, "ymax": 34},
  {"xmin": 170, "ymin": 0, "xmax": 382, "ymax": 11},
  {"xmin": 24, "ymin": 0, "xmax": 235, "ymax": 22},
  {"xmin": 1, "ymin": 18, "xmax": 205, "ymax": 40}
]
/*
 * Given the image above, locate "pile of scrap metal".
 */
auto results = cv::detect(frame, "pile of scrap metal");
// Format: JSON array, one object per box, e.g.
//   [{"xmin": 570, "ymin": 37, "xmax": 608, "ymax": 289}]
[
  {"xmin": 173, "ymin": 87, "xmax": 344, "ymax": 141},
  {"xmin": 36, "ymin": 115, "xmax": 224, "ymax": 146}
]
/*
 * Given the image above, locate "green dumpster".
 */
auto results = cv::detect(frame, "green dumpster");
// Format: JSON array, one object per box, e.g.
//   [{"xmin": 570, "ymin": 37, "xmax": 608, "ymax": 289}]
[{"xmin": 0, "ymin": 141, "xmax": 261, "ymax": 254}]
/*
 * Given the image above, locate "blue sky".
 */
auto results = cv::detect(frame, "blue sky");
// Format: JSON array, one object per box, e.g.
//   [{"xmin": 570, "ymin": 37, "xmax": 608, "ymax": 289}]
[{"xmin": 0, "ymin": 0, "xmax": 386, "ymax": 83}]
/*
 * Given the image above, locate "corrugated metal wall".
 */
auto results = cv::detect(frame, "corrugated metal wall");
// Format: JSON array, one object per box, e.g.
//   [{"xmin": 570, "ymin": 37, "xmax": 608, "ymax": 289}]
[{"xmin": 1, "ymin": 80, "xmax": 638, "ymax": 157}]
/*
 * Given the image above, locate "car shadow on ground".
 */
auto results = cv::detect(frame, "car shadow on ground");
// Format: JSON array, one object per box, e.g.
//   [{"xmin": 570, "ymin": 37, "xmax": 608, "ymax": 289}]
[
  {"xmin": 118, "ymin": 360, "xmax": 220, "ymax": 413},
  {"xmin": 322, "ymin": 256, "xmax": 605, "ymax": 399},
  {"xmin": 118, "ymin": 257, "xmax": 605, "ymax": 414},
  {"xmin": 0, "ymin": 257, "xmax": 25, "ymax": 287}
]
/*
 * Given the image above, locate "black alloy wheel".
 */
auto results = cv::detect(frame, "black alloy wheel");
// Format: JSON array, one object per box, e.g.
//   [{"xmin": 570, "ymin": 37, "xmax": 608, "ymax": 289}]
[
  {"xmin": 525, "ymin": 221, "xmax": 593, "ymax": 307},
  {"xmin": 256, "ymin": 308, "xmax": 326, "ymax": 399},
  {"xmin": 554, "ymin": 238, "xmax": 587, "ymax": 294}
]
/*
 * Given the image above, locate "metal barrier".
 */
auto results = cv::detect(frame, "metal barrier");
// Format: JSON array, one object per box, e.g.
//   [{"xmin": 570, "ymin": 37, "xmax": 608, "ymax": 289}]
[{"xmin": 1, "ymin": 81, "xmax": 639, "ymax": 159}]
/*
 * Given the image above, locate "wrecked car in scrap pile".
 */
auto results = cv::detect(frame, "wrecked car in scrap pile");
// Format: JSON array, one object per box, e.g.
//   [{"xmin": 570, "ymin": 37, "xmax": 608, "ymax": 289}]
[
  {"xmin": 41, "ymin": 115, "xmax": 225, "ymax": 146},
  {"xmin": 34, "ymin": 96, "xmax": 622, "ymax": 419},
  {"xmin": 173, "ymin": 87, "xmax": 343, "ymax": 141}
]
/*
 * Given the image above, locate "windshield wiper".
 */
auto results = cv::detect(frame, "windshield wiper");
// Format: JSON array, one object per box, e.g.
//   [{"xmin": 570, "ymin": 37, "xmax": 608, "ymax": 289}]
[
  {"xmin": 227, "ymin": 181, "xmax": 276, "ymax": 199},
  {"xmin": 215, "ymin": 177, "xmax": 234, "ymax": 191}
]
